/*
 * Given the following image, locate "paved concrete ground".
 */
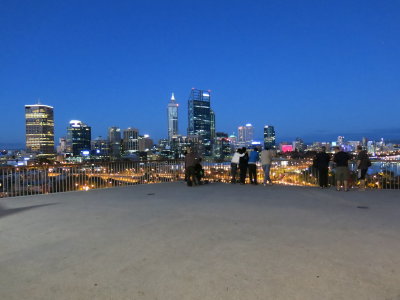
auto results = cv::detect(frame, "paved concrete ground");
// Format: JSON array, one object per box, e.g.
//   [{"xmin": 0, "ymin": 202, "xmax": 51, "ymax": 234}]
[{"xmin": 1, "ymin": 183, "xmax": 400, "ymax": 300}]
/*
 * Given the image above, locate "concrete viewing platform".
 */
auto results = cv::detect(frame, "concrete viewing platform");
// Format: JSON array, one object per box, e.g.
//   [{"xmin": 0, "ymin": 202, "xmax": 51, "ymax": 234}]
[{"xmin": 1, "ymin": 183, "xmax": 400, "ymax": 300}]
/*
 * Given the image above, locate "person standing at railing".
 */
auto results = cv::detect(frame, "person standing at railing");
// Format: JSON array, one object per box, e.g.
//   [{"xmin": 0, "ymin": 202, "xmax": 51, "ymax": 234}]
[
  {"xmin": 356, "ymin": 145, "xmax": 371, "ymax": 191},
  {"xmin": 248, "ymin": 147, "xmax": 260, "ymax": 185},
  {"xmin": 333, "ymin": 146, "xmax": 351, "ymax": 191},
  {"xmin": 260, "ymin": 146, "xmax": 275, "ymax": 186},
  {"xmin": 184, "ymin": 148, "xmax": 200, "ymax": 186},
  {"xmin": 239, "ymin": 147, "xmax": 249, "ymax": 185},
  {"xmin": 314, "ymin": 146, "xmax": 331, "ymax": 188},
  {"xmin": 230, "ymin": 148, "xmax": 244, "ymax": 184}
]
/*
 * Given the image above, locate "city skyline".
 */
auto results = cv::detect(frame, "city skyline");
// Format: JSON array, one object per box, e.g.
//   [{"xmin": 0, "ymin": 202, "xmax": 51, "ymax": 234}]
[
  {"xmin": 1, "ymin": 1, "xmax": 400, "ymax": 146},
  {"xmin": 2, "ymin": 96, "xmax": 399, "ymax": 150}
]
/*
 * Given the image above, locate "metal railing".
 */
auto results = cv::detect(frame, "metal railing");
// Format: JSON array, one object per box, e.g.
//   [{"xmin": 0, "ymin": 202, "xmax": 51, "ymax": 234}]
[
  {"xmin": 0, "ymin": 161, "xmax": 185, "ymax": 198},
  {"xmin": 1, "ymin": 159, "xmax": 399, "ymax": 198},
  {"xmin": 202, "ymin": 159, "xmax": 400, "ymax": 189}
]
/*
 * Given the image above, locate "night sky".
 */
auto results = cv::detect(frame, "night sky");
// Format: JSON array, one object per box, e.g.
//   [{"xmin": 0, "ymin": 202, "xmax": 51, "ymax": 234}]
[{"xmin": 1, "ymin": 0, "xmax": 400, "ymax": 147}]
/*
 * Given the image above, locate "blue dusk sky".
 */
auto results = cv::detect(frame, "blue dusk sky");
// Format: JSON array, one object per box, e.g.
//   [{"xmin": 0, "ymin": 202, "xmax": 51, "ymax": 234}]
[{"xmin": 1, "ymin": 0, "xmax": 400, "ymax": 147}]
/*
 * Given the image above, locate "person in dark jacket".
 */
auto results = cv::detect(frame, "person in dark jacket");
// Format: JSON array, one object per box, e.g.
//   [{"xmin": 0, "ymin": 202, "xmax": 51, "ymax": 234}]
[
  {"xmin": 356, "ymin": 145, "xmax": 370, "ymax": 191},
  {"xmin": 314, "ymin": 146, "xmax": 331, "ymax": 188},
  {"xmin": 248, "ymin": 147, "xmax": 260, "ymax": 184},
  {"xmin": 184, "ymin": 148, "xmax": 199, "ymax": 186},
  {"xmin": 333, "ymin": 146, "xmax": 351, "ymax": 191},
  {"xmin": 238, "ymin": 147, "xmax": 249, "ymax": 184}
]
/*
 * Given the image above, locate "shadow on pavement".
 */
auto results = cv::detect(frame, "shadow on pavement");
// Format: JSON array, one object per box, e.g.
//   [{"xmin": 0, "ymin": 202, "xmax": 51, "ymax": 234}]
[{"xmin": 0, "ymin": 203, "xmax": 57, "ymax": 219}]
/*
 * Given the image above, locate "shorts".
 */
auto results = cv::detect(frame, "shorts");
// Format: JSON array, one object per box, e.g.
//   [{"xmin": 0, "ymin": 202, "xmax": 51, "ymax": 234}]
[
  {"xmin": 336, "ymin": 166, "xmax": 349, "ymax": 181},
  {"xmin": 358, "ymin": 169, "xmax": 368, "ymax": 180}
]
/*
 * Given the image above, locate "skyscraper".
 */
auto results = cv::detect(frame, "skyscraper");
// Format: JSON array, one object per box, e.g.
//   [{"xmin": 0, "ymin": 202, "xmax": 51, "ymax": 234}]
[
  {"xmin": 238, "ymin": 124, "xmax": 254, "ymax": 146},
  {"xmin": 91, "ymin": 136, "xmax": 110, "ymax": 157},
  {"xmin": 25, "ymin": 104, "xmax": 55, "ymax": 158},
  {"xmin": 122, "ymin": 127, "xmax": 139, "ymax": 154},
  {"xmin": 138, "ymin": 134, "xmax": 154, "ymax": 152},
  {"xmin": 264, "ymin": 125, "xmax": 276, "ymax": 149},
  {"xmin": 210, "ymin": 109, "xmax": 215, "ymax": 141},
  {"xmin": 66, "ymin": 120, "xmax": 91, "ymax": 156},
  {"xmin": 187, "ymin": 88, "xmax": 212, "ymax": 155},
  {"xmin": 108, "ymin": 127, "xmax": 121, "ymax": 159},
  {"xmin": 167, "ymin": 93, "xmax": 179, "ymax": 140},
  {"xmin": 188, "ymin": 89, "xmax": 211, "ymax": 139}
]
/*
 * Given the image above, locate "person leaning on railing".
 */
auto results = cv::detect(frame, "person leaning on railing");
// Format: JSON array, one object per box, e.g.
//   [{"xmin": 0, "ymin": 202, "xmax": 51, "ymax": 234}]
[
  {"xmin": 230, "ymin": 149, "xmax": 245, "ymax": 184},
  {"xmin": 260, "ymin": 146, "xmax": 276, "ymax": 186},
  {"xmin": 314, "ymin": 146, "xmax": 331, "ymax": 188},
  {"xmin": 356, "ymin": 145, "xmax": 371, "ymax": 191},
  {"xmin": 184, "ymin": 148, "xmax": 200, "ymax": 187},
  {"xmin": 333, "ymin": 146, "xmax": 351, "ymax": 191}
]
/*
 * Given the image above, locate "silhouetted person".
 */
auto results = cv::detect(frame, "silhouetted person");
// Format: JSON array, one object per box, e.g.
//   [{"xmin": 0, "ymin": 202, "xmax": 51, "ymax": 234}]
[
  {"xmin": 194, "ymin": 158, "xmax": 204, "ymax": 184},
  {"xmin": 238, "ymin": 147, "xmax": 249, "ymax": 184},
  {"xmin": 314, "ymin": 146, "xmax": 331, "ymax": 188},
  {"xmin": 184, "ymin": 148, "xmax": 199, "ymax": 186},
  {"xmin": 260, "ymin": 146, "xmax": 275, "ymax": 185},
  {"xmin": 356, "ymin": 145, "xmax": 371, "ymax": 191},
  {"xmin": 230, "ymin": 148, "xmax": 244, "ymax": 184},
  {"xmin": 333, "ymin": 146, "xmax": 351, "ymax": 191},
  {"xmin": 248, "ymin": 147, "xmax": 260, "ymax": 184}
]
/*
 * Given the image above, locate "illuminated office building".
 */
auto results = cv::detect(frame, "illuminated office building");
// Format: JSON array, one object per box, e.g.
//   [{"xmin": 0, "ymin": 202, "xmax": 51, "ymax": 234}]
[
  {"xmin": 122, "ymin": 127, "xmax": 139, "ymax": 154},
  {"xmin": 213, "ymin": 132, "xmax": 231, "ymax": 160},
  {"xmin": 138, "ymin": 135, "xmax": 154, "ymax": 152},
  {"xmin": 25, "ymin": 104, "xmax": 55, "ymax": 158},
  {"xmin": 108, "ymin": 127, "xmax": 121, "ymax": 159},
  {"xmin": 210, "ymin": 109, "xmax": 215, "ymax": 141},
  {"xmin": 91, "ymin": 137, "xmax": 110, "ymax": 157},
  {"xmin": 187, "ymin": 88, "xmax": 212, "ymax": 155},
  {"xmin": 167, "ymin": 93, "xmax": 179, "ymax": 140},
  {"xmin": 264, "ymin": 125, "xmax": 276, "ymax": 149},
  {"xmin": 238, "ymin": 124, "xmax": 254, "ymax": 146},
  {"xmin": 67, "ymin": 120, "xmax": 91, "ymax": 156},
  {"xmin": 188, "ymin": 89, "xmax": 211, "ymax": 139}
]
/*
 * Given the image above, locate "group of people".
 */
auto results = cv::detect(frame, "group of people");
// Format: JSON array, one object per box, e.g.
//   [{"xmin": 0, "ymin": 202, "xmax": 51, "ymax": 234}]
[
  {"xmin": 184, "ymin": 148, "xmax": 204, "ymax": 186},
  {"xmin": 313, "ymin": 145, "xmax": 371, "ymax": 191},
  {"xmin": 230, "ymin": 146, "xmax": 275, "ymax": 186},
  {"xmin": 184, "ymin": 144, "xmax": 371, "ymax": 190}
]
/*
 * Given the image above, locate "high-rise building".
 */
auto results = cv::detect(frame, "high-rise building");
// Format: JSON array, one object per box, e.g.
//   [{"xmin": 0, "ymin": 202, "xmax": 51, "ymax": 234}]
[
  {"xmin": 122, "ymin": 127, "xmax": 139, "ymax": 154},
  {"xmin": 25, "ymin": 104, "xmax": 55, "ymax": 157},
  {"xmin": 138, "ymin": 135, "xmax": 154, "ymax": 152},
  {"xmin": 57, "ymin": 137, "xmax": 67, "ymax": 154},
  {"xmin": 91, "ymin": 136, "xmax": 110, "ymax": 157},
  {"xmin": 337, "ymin": 136, "xmax": 345, "ymax": 145},
  {"xmin": 187, "ymin": 89, "xmax": 211, "ymax": 139},
  {"xmin": 108, "ymin": 127, "xmax": 121, "ymax": 159},
  {"xmin": 66, "ymin": 120, "xmax": 91, "ymax": 156},
  {"xmin": 210, "ymin": 109, "xmax": 215, "ymax": 141},
  {"xmin": 264, "ymin": 125, "xmax": 276, "ymax": 149},
  {"xmin": 238, "ymin": 124, "xmax": 254, "ymax": 146},
  {"xmin": 213, "ymin": 132, "xmax": 232, "ymax": 160},
  {"xmin": 187, "ymin": 88, "xmax": 212, "ymax": 155},
  {"xmin": 293, "ymin": 137, "xmax": 305, "ymax": 151},
  {"xmin": 167, "ymin": 93, "xmax": 179, "ymax": 140}
]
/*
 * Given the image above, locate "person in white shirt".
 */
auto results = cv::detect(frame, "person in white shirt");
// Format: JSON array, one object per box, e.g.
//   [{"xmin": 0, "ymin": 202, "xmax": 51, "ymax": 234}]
[{"xmin": 230, "ymin": 148, "xmax": 244, "ymax": 184}]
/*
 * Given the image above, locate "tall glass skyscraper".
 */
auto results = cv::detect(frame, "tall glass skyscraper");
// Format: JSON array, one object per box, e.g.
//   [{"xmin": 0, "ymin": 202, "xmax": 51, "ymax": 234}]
[
  {"xmin": 25, "ymin": 104, "xmax": 55, "ymax": 158},
  {"xmin": 167, "ymin": 93, "xmax": 179, "ymax": 140},
  {"xmin": 264, "ymin": 125, "xmax": 276, "ymax": 149},
  {"xmin": 210, "ymin": 109, "xmax": 215, "ymax": 141},
  {"xmin": 67, "ymin": 120, "xmax": 92, "ymax": 156},
  {"xmin": 188, "ymin": 89, "xmax": 212, "ymax": 155},
  {"xmin": 188, "ymin": 89, "xmax": 211, "ymax": 139}
]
